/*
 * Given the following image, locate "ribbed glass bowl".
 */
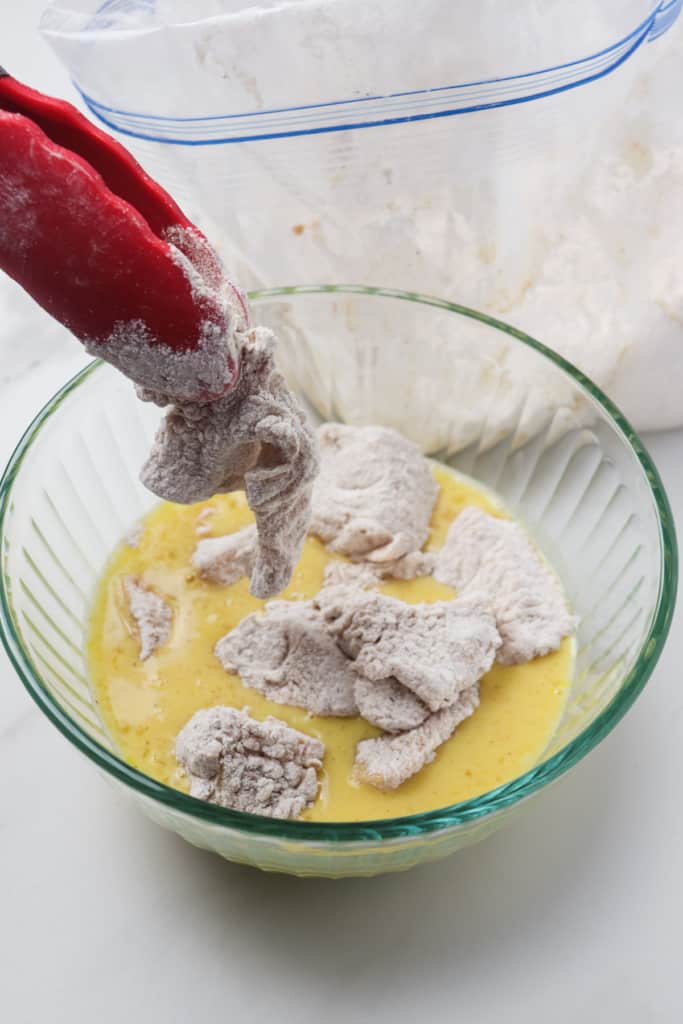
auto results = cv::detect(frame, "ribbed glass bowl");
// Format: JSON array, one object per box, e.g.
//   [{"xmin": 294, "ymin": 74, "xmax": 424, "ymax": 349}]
[{"xmin": 0, "ymin": 286, "xmax": 676, "ymax": 877}]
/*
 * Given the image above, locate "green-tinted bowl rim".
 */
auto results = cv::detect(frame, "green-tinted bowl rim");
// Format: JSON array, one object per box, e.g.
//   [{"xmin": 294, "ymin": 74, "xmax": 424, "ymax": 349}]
[{"xmin": 0, "ymin": 285, "xmax": 677, "ymax": 843}]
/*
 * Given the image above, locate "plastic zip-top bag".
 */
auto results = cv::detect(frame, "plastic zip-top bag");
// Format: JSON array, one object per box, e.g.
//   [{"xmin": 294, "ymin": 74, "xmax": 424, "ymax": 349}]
[{"xmin": 40, "ymin": 0, "xmax": 683, "ymax": 432}]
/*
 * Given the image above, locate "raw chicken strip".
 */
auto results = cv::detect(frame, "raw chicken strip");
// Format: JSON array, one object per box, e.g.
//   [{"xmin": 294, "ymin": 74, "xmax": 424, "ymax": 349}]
[
  {"xmin": 192, "ymin": 525, "xmax": 257, "ymax": 586},
  {"xmin": 354, "ymin": 677, "xmax": 429, "ymax": 733},
  {"xmin": 310, "ymin": 423, "xmax": 438, "ymax": 562},
  {"xmin": 215, "ymin": 600, "xmax": 358, "ymax": 717},
  {"xmin": 433, "ymin": 507, "xmax": 576, "ymax": 664},
  {"xmin": 354, "ymin": 686, "xmax": 480, "ymax": 791},
  {"xmin": 331, "ymin": 592, "xmax": 500, "ymax": 711},
  {"xmin": 124, "ymin": 577, "xmax": 172, "ymax": 660},
  {"xmin": 176, "ymin": 706, "xmax": 324, "ymax": 819},
  {"xmin": 140, "ymin": 328, "xmax": 319, "ymax": 600}
]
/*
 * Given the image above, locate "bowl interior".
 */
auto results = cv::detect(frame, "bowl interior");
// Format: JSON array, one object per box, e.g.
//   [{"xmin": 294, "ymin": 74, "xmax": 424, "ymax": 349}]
[{"xmin": 0, "ymin": 286, "xmax": 676, "ymax": 842}]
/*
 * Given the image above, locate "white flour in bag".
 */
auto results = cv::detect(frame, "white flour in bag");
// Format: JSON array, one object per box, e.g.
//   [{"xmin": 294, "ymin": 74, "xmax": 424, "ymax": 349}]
[
  {"xmin": 9, "ymin": 12, "xmax": 683, "ymax": 430},
  {"xmin": 175, "ymin": 17, "xmax": 683, "ymax": 437}
]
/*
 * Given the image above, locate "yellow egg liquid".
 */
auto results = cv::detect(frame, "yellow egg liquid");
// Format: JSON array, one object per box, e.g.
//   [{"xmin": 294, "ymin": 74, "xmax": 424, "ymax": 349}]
[{"xmin": 87, "ymin": 467, "xmax": 573, "ymax": 821}]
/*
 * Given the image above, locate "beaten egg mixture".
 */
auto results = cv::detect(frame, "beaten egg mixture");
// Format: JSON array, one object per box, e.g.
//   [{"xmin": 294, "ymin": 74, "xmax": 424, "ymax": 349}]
[{"xmin": 88, "ymin": 466, "xmax": 573, "ymax": 821}]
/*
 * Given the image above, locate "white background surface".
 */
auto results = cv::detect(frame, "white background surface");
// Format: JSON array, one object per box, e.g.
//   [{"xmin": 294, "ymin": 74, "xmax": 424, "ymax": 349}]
[{"xmin": 2, "ymin": 6, "xmax": 683, "ymax": 1023}]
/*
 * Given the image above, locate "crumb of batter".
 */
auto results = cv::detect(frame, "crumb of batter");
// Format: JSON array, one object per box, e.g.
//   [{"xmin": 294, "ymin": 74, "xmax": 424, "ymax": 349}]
[
  {"xmin": 84, "ymin": 317, "xmax": 238, "ymax": 407},
  {"xmin": 215, "ymin": 599, "xmax": 358, "ymax": 717},
  {"xmin": 353, "ymin": 685, "xmax": 480, "ymax": 791},
  {"xmin": 176, "ymin": 706, "xmax": 324, "ymax": 819},
  {"xmin": 123, "ymin": 523, "xmax": 143, "ymax": 548},
  {"xmin": 193, "ymin": 525, "xmax": 257, "ymax": 586},
  {"xmin": 124, "ymin": 576, "xmax": 172, "ymax": 660},
  {"xmin": 329, "ymin": 591, "xmax": 501, "ymax": 711},
  {"xmin": 195, "ymin": 507, "xmax": 215, "ymax": 536},
  {"xmin": 84, "ymin": 227, "xmax": 244, "ymax": 406},
  {"xmin": 310, "ymin": 423, "xmax": 438, "ymax": 563},
  {"xmin": 434, "ymin": 507, "xmax": 576, "ymax": 664},
  {"xmin": 140, "ymin": 328, "xmax": 319, "ymax": 600}
]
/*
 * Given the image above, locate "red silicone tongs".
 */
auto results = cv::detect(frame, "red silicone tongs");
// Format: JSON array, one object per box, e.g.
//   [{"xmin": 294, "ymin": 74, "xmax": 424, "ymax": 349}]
[{"xmin": 0, "ymin": 67, "xmax": 245, "ymax": 401}]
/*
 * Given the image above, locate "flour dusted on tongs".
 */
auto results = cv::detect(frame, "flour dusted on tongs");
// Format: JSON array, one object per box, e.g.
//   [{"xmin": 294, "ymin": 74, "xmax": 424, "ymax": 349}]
[
  {"xmin": 176, "ymin": 706, "xmax": 324, "ymax": 819},
  {"xmin": 141, "ymin": 328, "xmax": 319, "ymax": 599}
]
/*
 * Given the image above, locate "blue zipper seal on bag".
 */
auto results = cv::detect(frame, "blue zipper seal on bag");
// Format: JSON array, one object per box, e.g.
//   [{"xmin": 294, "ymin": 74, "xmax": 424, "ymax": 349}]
[
  {"xmin": 74, "ymin": 0, "xmax": 683, "ymax": 145},
  {"xmin": 648, "ymin": 0, "xmax": 683, "ymax": 39}
]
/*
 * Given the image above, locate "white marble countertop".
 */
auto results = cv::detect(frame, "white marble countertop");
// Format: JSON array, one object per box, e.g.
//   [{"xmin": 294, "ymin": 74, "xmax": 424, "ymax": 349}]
[{"xmin": 2, "ymin": 6, "xmax": 683, "ymax": 1022}]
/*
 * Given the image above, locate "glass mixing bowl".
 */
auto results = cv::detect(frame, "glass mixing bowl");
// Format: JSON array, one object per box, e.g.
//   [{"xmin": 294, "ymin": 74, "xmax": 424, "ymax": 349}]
[{"xmin": 0, "ymin": 287, "xmax": 676, "ymax": 877}]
